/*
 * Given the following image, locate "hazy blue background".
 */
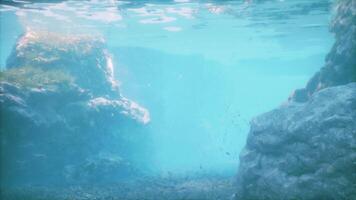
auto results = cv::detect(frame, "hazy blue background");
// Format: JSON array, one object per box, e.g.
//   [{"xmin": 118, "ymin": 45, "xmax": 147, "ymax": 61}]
[{"xmin": 0, "ymin": 0, "xmax": 334, "ymax": 175}]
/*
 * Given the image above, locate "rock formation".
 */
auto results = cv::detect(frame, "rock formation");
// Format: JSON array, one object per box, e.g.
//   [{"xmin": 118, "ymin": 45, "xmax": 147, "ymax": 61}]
[
  {"xmin": 292, "ymin": 0, "xmax": 356, "ymax": 102},
  {"xmin": 235, "ymin": 0, "xmax": 356, "ymax": 199},
  {"xmin": 0, "ymin": 31, "xmax": 151, "ymax": 186}
]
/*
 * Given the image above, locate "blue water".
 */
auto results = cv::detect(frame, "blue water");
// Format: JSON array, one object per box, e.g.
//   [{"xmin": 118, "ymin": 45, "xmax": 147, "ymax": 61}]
[{"xmin": 0, "ymin": 0, "xmax": 334, "ymax": 175}]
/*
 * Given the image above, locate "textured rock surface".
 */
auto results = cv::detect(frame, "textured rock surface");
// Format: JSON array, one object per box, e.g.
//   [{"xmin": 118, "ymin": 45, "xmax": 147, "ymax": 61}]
[
  {"xmin": 236, "ymin": 83, "xmax": 356, "ymax": 200},
  {"xmin": 6, "ymin": 31, "xmax": 119, "ymax": 96},
  {"xmin": 0, "ymin": 31, "xmax": 151, "ymax": 186},
  {"xmin": 291, "ymin": 0, "xmax": 356, "ymax": 102},
  {"xmin": 236, "ymin": 1, "xmax": 356, "ymax": 199}
]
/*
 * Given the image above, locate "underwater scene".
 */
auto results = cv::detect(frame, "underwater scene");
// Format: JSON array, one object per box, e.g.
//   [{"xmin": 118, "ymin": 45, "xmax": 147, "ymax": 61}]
[{"xmin": 0, "ymin": 0, "xmax": 355, "ymax": 199}]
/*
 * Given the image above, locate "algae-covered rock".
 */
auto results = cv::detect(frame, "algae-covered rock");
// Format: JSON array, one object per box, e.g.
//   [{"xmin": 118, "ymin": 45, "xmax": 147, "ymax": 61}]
[
  {"xmin": 0, "ymin": 31, "xmax": 151, "ymax": 186},
  {"xmin": 6, "ymin": 31, "xmax": 118, "ymax": 96}
]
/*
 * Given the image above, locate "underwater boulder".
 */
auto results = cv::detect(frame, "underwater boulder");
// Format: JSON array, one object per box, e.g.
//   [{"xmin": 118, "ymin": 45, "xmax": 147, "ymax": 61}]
[
  {"xmin": 236, "ymin": 0, "xmax": 356, "ymax": 199},
  {"xmin": 6, "ymin": 31, "xmax": 118, "ymax": 97},
  {"xmin": 0, "ymin": 31, "xmax": 151, "ymax": 186},
  {"xmin": 290, "ymin": 0, "xmax": 356, "ymax": 102},
  {"xmin": 235, "ymin": 83, "xmax": 356, "ymax": 200}
]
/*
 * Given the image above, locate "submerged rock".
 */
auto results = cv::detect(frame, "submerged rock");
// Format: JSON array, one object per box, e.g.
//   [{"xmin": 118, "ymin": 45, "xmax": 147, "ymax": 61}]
[
  {"xmin": 236, "ymin": 0, "xmax": 356, "ymax": 199},
  {"xmin": 236, "ymin": 83, "xmax": 356, "ymax": 200},
  {"xmin": 291, "ymin": 0, "xmax": 356, "ymax": 102},
  {"xmin": 0, "ymin": 31, "xmax": 151, "ymax": 186},
  {"xmin": 6, "ymin": 31, "xmax": 118, "ymax": 96}
]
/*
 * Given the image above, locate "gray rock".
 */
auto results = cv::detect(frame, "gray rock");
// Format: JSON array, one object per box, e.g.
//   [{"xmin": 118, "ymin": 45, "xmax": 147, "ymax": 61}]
[
  {"xmin": 236, "ymin": 83, "xmax": 356, "ymax": 200},
  {"xmin": 0, "ymin": 31, "xmax": 151, "ymax": 186},
  {"xmin": 236, "ymin": 1, "xmax": 356, "ymax": 199},
  {"xmin": 290, "ymin": 0, "xmax": 356, "ymax": 102}
]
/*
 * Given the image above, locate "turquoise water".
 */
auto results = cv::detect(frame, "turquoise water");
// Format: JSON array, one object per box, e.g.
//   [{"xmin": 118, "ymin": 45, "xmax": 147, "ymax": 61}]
[{"xmin": 0, "ymin": 0, "xmax": 333, "ymax": 176}]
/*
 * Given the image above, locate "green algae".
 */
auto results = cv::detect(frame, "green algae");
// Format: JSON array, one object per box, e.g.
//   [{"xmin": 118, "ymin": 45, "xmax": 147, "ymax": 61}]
[{"xmin": 0, "ymin": 66, "xmax": 74, "ymax": 89}]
